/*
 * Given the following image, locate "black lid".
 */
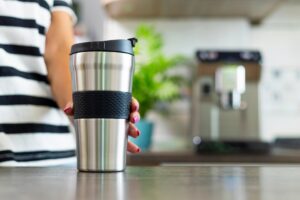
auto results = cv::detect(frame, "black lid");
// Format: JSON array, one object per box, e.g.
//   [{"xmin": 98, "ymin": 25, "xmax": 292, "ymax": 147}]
[{"xmin": 71, "ymin": 38, "xmax": 138, "ymax": 55}]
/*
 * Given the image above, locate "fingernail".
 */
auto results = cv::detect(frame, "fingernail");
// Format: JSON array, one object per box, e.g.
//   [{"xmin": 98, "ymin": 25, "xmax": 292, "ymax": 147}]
[
  {"xmin": 136, "ymin": 148, "xmax": 141, "ymax": 153},
  {"xmin": 64, "ymin": 107, "xmax": 72, "ymax": 114},
  {"xmin": 135, "ymin": 104, "xmax": 139, "ymax": 111},
  {"xmin": 133, "ymin": 116, "xmax": 139, "ymax": 123},
  {"xmin": 136, "ymin": 130, "xmax": 140, "ymax": 136}
]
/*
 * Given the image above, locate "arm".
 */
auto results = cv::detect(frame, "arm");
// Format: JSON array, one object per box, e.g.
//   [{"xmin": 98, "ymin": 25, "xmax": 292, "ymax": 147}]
[
  {"xmin": 45, "ymin": 11, "xmax": 141, "ymax": 153},
  {"xmin": 44, "ymin": 11, "xmax": 74, "ymax": 110}
]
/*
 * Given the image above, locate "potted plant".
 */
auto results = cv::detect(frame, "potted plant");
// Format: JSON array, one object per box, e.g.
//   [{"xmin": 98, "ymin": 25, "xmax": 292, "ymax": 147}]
[{"xmin": 130, "ymin": 25, "xmax": 186, "ymax": 151}]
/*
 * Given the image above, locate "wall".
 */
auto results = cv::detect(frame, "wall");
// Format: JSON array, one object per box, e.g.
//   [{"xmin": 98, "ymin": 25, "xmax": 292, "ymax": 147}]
[
  {"xmin": 102, "ymin": 18, "xmax": 253, "ymax": 150},
  {"xmin": 251, "ymin": 0, "xmax": 300, "ymax": 140},
  {"xmin": 81, "ymin": 0, "xmax": 300, "ymax": 150},
  {"xmin": 102, "ymin": 18, "xmax": 251, "ymax": 55}
]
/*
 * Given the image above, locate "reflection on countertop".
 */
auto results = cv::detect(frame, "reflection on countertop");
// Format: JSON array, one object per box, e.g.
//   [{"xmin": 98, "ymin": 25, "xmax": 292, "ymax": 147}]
[
  {"xmin": 1, "ymin": 166, "xmax": 300, "ymax": 200},
  {"xmin": 76, "ymin": 172, "xmax": 125, "ymax": 200},
  {"xmin": 127, "ymin": 148, "xmax": 300, "ymax": 166}
]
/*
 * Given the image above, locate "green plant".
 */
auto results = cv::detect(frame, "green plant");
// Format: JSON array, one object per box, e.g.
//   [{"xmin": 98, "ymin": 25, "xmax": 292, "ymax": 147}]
[{"xmin": 133, "ymin": 25, "xmax": 185, "ymax": 118}]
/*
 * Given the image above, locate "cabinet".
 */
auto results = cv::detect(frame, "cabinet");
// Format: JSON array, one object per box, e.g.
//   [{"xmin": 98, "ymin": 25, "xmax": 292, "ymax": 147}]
[{"xmin": 102, "ymin": 0, "xmax": 285, "ymax": 23}]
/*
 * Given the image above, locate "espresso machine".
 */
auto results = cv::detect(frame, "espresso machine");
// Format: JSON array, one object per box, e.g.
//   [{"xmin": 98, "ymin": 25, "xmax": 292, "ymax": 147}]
[{"xmin": 191, "ymin": 50, "xmax": 270, "ymax": 154}]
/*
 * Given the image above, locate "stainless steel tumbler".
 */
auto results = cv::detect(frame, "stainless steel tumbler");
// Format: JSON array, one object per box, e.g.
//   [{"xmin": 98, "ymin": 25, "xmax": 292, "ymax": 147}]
[{"xmin": 70, "ymin": 38, "xmax": 137, "ymax": 172}]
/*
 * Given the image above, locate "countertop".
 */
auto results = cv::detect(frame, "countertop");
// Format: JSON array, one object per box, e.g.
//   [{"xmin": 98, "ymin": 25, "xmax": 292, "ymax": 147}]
[
  {"xmin": 1, "ymin": 165, "xmax": 300, "ymax": 200},
  {"xmin": 127, "ymin": 149, "xmax": 300, "ymax": 165}
]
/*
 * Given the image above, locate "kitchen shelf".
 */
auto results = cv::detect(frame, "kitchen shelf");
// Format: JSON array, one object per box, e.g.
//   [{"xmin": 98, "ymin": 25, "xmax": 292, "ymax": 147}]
[{"xmin": 102, "ymin": 0, "xmax": 285, "ymax": 23}]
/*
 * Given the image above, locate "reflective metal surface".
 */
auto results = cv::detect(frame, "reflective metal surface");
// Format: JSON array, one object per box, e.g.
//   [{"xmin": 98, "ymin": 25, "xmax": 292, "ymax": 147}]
[
  {"xmin": 192, "ymin": 60, "xmax": 261, "ymax": 142},
  {"xmin": 70, "ymin": 52, "xmax": 134, "ymax": 92},
  {"xmin": 75, "ymin": 119, "xmax": 128, "ymax": 172},
  {"xmin": 70, "ymin": 51, "xmax": 134, "ymax": 172}
]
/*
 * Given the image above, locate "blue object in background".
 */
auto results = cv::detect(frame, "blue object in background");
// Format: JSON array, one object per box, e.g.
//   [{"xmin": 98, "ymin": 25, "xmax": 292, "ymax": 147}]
[{"xmin": 129, "ymin": 120, "xmax": 154, "ymax": 151}]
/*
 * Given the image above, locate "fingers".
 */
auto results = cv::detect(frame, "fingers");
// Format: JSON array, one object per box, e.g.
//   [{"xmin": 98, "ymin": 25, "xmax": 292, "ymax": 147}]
[
  {"xmin": 127, "ymin": 141, "xmax": 140, "ymax": 153},
  {"xmin": 63, "ymin": 102, "xmax": 74, "ymax": 116},
  {"xmin": 130, "ymin": 97, "xmax": 140, "ymax": 124},
  {"xmin": 130, "ymin": 111, "xmax": 140, "ymax": 124},
  {"xmin": 131, "ymin": 97, "xmax": 139, "ymax": 112},
  {"xmin": 128, "ymin": 120, "xmax": 141, "ymax": 153},
  {"xmin": 128, "ymin": 122, "xmax": 140, "ymax": 138},
  {"xmin": 63, "ymin": 99, "xmax": 141, "ymax": 153}
]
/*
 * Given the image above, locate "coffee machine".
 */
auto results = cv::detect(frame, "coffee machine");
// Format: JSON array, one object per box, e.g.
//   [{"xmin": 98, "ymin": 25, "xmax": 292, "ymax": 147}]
[{"xmin": 191, "ymin": 50, "xmax": 270, "ymax": 153}]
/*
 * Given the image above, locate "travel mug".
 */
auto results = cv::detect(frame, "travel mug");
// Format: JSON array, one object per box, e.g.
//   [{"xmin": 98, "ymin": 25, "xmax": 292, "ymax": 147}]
[{"xmin": 70, "ymin": 38, "xmax": 137, "ymax": 172}]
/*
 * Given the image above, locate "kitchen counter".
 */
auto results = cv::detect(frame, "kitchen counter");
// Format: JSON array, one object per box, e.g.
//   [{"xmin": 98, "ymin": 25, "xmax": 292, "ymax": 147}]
[
  {"xmin": 127, "ymin": 149, "xmax": 300, "ymax": 165},
  {"xmin": 1, "ymin": 165, "xmax": 300, "ymax": 200}
]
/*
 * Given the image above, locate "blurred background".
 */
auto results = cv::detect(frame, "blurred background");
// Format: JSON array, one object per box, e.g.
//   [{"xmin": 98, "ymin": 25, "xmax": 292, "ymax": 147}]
[{"xmin": 71, "ymin": 0, "xmax": 300, "ymax": 159}]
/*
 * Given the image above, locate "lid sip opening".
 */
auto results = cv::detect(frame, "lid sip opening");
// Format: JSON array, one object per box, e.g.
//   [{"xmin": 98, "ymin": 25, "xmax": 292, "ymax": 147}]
[{"xmin": 128, "ymin": 38, "xmax": 138, "ymax": 47}]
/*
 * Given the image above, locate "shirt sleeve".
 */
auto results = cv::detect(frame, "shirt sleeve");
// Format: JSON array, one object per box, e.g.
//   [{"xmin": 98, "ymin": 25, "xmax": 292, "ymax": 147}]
[{"xmin": 51, "ymin": 0, "xmax": 77, "ymax": 24}]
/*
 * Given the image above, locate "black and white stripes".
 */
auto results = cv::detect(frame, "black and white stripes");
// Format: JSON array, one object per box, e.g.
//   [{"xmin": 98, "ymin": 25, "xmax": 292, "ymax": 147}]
[
  {"xmin": 0, "ymin": 43, "xmax": 42, "ymax": 56},
  {"xmin": 0, "ymin": 123, "xmax": 69, "ymax": 134},
  {"xmin": 0, "ymin": 95, "xmax": 58, "ymax": 107},
  {"xmin": 0, "ymin": 150, "xmax": 75, "ymax": 162},
  {"xmin": 0, "ymin": 66, "xmax": 49, "ymax": 84},
  {"xmin": 0, "ymin": 0, "xmax": 76, "ymax": 165},
  {"xmin": 0, "ymin": 16, "xmax": 46, "ymax": 35},
  {"xmin": 8, "ymin": 0, "xmax": 51, "ymax": 11}
]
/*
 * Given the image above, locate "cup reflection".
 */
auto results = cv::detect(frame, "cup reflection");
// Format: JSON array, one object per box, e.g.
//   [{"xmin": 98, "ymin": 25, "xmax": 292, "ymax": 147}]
[{"xmin": 76, "ymin": 172, "xmax": 125, "ymax": 200}]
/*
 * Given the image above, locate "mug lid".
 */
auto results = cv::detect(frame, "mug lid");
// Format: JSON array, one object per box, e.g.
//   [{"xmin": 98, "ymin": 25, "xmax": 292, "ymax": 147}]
[{"xmin": 70, "ymin": 38, "xmax": 138, "ymax": 55}]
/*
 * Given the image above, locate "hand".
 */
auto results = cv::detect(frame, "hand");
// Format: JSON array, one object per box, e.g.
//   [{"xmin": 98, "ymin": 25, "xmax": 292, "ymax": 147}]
[{"xmin": 63, "ymin": 97, "xmax": 141, "ymax": 153}]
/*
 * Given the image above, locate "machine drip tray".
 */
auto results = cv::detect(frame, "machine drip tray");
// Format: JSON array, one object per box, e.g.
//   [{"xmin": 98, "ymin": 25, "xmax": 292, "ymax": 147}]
[{"xmin": 196, "ymin": 141, "xmax": 272, "ymax": 154}]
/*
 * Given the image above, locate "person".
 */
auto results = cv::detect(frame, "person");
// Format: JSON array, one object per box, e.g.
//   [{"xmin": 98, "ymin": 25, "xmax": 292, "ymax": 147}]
[{"xmin": 0, "ymin": 0, "xmax": 140, "ymax": 166}]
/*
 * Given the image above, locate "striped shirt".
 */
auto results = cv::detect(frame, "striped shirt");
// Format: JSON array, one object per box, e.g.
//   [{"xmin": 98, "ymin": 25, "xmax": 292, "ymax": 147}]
[{"xmin": 0, "ymin": 0, "xmax": 76, "ymax": 166}]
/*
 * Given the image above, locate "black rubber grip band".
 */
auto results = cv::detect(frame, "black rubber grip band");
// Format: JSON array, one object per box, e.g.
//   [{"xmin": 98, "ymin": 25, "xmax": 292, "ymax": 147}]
[{"xmin": 73, "ymin": 91, "xmax": 132, "ymax": 119}]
